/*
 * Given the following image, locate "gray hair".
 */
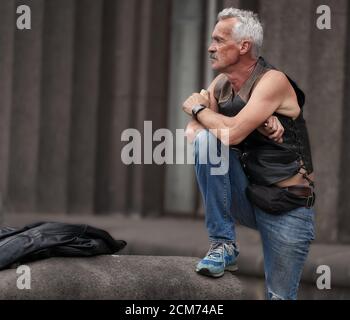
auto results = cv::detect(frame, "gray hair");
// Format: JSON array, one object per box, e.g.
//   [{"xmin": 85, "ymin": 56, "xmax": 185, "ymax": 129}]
[{"xmin": 218, "ymin": 8, "xmax": 263, "ymax": 58}]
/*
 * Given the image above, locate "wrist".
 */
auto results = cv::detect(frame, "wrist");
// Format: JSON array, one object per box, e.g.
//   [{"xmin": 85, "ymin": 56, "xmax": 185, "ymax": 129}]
[{"xmin": 192, "ymin": 104, "xmax": 207, "ymax": 121}]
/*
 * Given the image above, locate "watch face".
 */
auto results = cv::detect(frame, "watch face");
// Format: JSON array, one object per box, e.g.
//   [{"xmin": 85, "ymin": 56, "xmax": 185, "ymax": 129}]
[
  {"xmin": 192, "ymin": 105, "xmax": 205, "ymax": 120},
  {"xmin": 193, "ymin": 105, "xmax": 204, "ymax": 115}
]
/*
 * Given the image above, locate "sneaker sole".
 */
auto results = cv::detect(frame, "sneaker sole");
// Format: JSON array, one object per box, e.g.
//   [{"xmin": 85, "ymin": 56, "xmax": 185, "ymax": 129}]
[
  {"xmin": 196, "ymin": 268, "xmax": 224, "ymax": 278},
  {"xmin": 225, "ymin": 264, "xmax": 239, "ymax": 272},
  {"xmin": 196, "ymin": 264, "xmax": 238, "ymax": 278}
]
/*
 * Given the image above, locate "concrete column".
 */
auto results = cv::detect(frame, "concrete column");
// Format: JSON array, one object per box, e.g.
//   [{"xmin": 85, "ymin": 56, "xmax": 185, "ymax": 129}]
[
  {"xmin": 335, "ymin": 2, "xmax": 350, "ymax": 243},
  {"xmin": 239, "ymin": 0, "xmax": 259, "ymax": 12},
  {"xmin": 94, "ymin": 0, "xmax": 118, "ymax": 213},
  {"xmin": 129, "ymin": 0, "xmax": 171, "ymax": 216},
  {"xmin": 37, "ymin": 0, "xmax": 75, "ymax": 213},
  {"xmin": 96, "ymin": 0, "xmax": 171, "ymax": 216},
  {"xmin": 129, "ymin": 0, "xmax": 153, "ymax": 215},
  {"xmin": 222, "ymin": 0, "xmax": 240, "ymax": 9},
  {"xmin": 7, "ymin": 0, "xmax": 44, "ymax": 213},
  {"xmin": 109, "ymin": 0, "xmax": 139, "ymax": 214},
  {"xmin": 307, "ymin": 0, "xmax": 348, "ymax": 242},
  {"xmin": 165, "ymin": 0, "xmax": 204, "ymax": 216},
  {"xmin": 259, "ymin": 1, "xmax": 286, "ymax": 66},
  {"xmin": 67, "ymin": 0, "xmax": 103, "ymax": 214},
  {"xmin": 95, "ymin": 0, "xmax": 138, "ymax": 214},
  {"xmin": 260, "ymin": 0, "xmax": 313, "ymax": 93},
  {"xmin": 0, "ymin": 0, "xmax": 15, "ymax": 222},
  {"xmin": 204, "ymin": 0, "xmax": 219, "ymax": 88}
]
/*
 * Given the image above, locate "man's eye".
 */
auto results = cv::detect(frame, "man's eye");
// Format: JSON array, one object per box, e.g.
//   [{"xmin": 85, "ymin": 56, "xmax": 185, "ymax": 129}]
[{"xmin": 212, "ymin": 38, "xmax": 222, "ymax": 43}]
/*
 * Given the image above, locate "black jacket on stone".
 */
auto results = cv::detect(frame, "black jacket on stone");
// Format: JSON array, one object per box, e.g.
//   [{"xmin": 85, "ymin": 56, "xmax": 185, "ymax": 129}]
[{"xmin": 0, "ymin": 222, "xmax": 127, "ymax": 270}]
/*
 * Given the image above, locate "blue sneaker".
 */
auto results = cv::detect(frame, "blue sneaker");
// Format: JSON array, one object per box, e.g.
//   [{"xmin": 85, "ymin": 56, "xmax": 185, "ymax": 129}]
[{"xmin": 196, "ymin": 243, "xmax": 238, "ymax": 278}]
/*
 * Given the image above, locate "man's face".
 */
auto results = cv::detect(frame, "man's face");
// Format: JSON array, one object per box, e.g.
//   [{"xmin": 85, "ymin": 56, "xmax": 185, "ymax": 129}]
[{"xmin": 208, "ymin": 18, "xmax": 241, "ymax": 72}]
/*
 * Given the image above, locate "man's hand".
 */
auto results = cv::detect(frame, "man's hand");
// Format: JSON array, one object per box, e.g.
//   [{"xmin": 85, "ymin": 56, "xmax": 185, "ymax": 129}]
[
  {"xmin": 258, "ymin": 116, "xmax": 284, "ymax": 143},
  {"xmin": 182, "ymin": 90, "xmax": 210, "ymax": 116}
]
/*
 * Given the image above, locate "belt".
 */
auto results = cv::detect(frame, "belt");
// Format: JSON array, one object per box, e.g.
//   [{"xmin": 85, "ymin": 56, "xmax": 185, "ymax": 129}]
[
  {"xmin": 283, "ymin": 185, "xmax": 316, "ymax": 208},
  {"xmin": 284, "ymin": 185, "xmax": 313, "ymax": 197}
]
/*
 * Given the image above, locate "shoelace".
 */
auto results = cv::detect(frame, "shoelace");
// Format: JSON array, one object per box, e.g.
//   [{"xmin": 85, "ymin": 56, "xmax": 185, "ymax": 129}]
[{"xmin": 207, "ymin": 243, "xmax": 235, "ymax": 259}]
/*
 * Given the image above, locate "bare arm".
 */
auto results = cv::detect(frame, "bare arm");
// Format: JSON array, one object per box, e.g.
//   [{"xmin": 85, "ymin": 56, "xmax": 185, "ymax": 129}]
[
  {"xmin": 183, "ymin": 71, "xmax": 289, "ymax": 145},
  {"xmin": 185, "ymin": 75, "xmax": 222, "ymax": 143}
]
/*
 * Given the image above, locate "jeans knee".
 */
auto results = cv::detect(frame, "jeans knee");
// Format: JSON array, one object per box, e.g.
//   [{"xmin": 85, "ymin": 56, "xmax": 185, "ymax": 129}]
[
  {"xmin": 194, "ymin": 130, "xmax": 220, "ymax": 157},
  {"xmin": 194, "ymin": 129, "xmax": 209, "ymax": 146}
]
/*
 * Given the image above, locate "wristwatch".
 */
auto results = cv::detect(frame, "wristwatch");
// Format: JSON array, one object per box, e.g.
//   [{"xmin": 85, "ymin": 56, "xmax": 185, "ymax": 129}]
[{"xmin": 192, "ymin": 104, "xmax": 207, "ymax": 121}]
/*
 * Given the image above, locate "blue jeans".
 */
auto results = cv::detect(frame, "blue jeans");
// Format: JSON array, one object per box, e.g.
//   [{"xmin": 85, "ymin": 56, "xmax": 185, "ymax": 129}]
[{"xmin": 194, "ymin": 130, "xmax": 315, "ymax": 300}]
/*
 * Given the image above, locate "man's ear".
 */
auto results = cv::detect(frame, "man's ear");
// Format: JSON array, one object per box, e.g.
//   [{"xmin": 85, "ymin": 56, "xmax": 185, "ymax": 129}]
[{"xmin": 240, "ymin": 40, "xmax": 252, "ymax": 55}]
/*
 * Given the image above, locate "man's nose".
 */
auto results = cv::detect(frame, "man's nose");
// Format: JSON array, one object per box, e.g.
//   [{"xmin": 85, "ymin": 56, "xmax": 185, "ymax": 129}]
[{"xmin": 208, "ymin": 44, "xmax": 216, "ymax": 53}]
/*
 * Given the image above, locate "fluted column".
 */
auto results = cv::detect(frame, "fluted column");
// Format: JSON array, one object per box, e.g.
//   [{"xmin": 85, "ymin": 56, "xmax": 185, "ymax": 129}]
[
  {"xmin": 95, "ymin": 0, "xmax": 139, "ymax": 214},
  {"xmin": 7, "ymin": 0, "xmax": 44, "ymax": 213},
  {"xmin": 36, "ymin": 0, "xmax": 75, "ymax": 213},
  {"xmin": 222, "ymin": 0, "xmax": 240, "ymax": 9},
  {"xmin": 67, "ymin": 0, "xmax": 103, "ymax": 214},
  {"xmin": 307, "ymin": 0, "xmax": 348, "ymax": 242},
  {"xmin": 129, "ymin": 0, "xmax": 171, "ymax": 216},
  {"xmin": 165, "ymin": 0, "xmax": 205, "ymax": 216},
  {"xmin": 334, "ymin": 1, "xmax": 350, "ymax": 242},
  {"xmin": 0, "ymin": 0, "xmax": 15, "ymax": 217}
]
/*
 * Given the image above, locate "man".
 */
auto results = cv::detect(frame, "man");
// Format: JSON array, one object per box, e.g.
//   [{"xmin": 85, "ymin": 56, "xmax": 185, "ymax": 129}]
[{"xmin": 182, "ymin": 8, "xmax": 315, "ymax": 300}]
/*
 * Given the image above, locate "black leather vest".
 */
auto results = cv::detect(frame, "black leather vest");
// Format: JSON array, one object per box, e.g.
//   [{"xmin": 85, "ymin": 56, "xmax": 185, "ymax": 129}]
[{"xmin": 215, "ymin": 57, "xmax": 314, "ymax": 186}]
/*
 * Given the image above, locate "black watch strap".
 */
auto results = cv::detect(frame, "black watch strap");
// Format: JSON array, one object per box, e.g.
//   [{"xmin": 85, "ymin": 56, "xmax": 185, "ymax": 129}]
[{"xmin": 192, "ymin": 104, "xmax": 206, "ymax": 120}]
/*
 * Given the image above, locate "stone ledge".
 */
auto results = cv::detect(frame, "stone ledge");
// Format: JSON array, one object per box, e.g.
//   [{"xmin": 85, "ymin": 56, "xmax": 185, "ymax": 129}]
[
  {"xmin": 3, "ymin": 213, "xmax": 350, "ymax": 293},
  {"xmin": 0, "ymin": 255, "xmax": 244, "ymax": 300}
]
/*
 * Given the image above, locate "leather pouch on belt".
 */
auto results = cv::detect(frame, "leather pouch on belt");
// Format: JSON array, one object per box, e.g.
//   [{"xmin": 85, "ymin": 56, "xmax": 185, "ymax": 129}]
[{"xmin": 246, "ymin": 184, "xmax": 314, "ymax": 215}]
